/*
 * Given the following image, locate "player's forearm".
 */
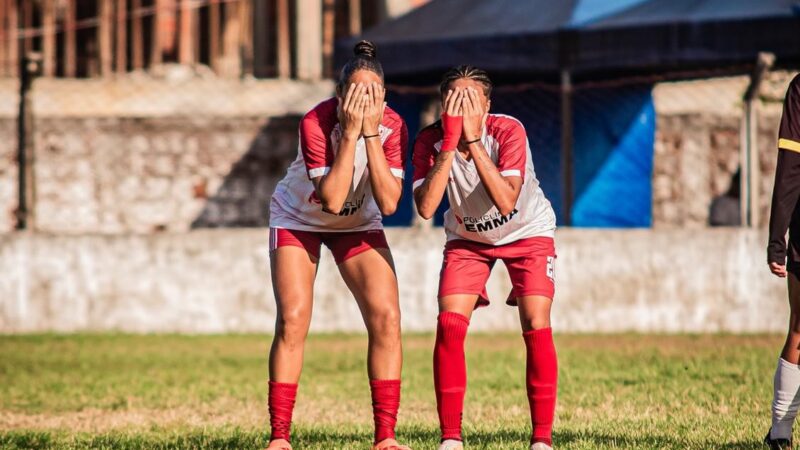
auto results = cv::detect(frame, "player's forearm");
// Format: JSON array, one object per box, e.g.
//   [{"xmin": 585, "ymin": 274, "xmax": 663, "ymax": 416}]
[
  {"xmin": 316, "ymin": 136, "xmax": 358, "ymax": 214},
  {"xmin": 365, "ymin": 138, "xmax": 402, "ymax": 216},
  {"xmin": 414, "ymin": 152, "xmax": 454, "ymax": 220},
  {"xmin": 468, "ymin": 143, "xmax": 520, "ymax": 215}
]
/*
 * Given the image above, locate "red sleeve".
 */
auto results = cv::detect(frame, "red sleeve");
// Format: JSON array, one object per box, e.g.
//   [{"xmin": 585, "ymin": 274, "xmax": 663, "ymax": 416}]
[
  {"xmin": 300, "ymin": 100, "xmax": 336, "ymax": 179},
  {"xmin": 495, "ymin": 118, "xmax": 528, "ymax": 179},
  {"xmin": 412, "ymin": 127, "xmax": 440, "ymax": 190},
  {"xmin": 382, "ymin": 110, "xmax": 408, "ymax": 178}
]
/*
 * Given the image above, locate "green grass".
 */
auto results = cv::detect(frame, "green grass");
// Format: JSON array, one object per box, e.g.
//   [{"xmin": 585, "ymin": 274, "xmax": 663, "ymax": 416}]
[{"xmin": 0, "ymin": 333, "xmax": 784, "ymax": 449}]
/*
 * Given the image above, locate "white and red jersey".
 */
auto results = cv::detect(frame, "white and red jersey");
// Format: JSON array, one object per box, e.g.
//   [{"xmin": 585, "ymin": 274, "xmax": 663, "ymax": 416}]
[
  {"xmin": 270, "ymin": 98, "xmax": 408, "ymax": 232},
  {"xmin": 412, "ymin": 114, "xmax": 556, "ymax": 245}
]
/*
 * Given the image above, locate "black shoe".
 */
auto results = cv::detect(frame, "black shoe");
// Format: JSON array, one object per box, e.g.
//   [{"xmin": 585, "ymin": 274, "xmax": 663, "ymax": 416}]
[{"xmin": 765, "ymin": 429, "xmax": 793, "ymax": 450}]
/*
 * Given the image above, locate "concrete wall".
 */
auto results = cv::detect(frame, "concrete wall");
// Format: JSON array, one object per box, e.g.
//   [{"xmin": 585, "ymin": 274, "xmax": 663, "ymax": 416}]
[{"xmin": 0, "ymin": 228, "xmax": 788, "ymax": 334}]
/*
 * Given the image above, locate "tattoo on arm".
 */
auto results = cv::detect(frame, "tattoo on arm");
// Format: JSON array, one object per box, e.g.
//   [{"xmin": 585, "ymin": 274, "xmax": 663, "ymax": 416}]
[
  {"xmin": 471, "ymin": 144, "xmax": 517, "ymax": 191},
  {"xmin": 416, "ymin": 152, "xmax": 452, "ymax": 199},
  {"xmin": 428, "ymin": 156, "xmax": 449, "ymax": 178}
]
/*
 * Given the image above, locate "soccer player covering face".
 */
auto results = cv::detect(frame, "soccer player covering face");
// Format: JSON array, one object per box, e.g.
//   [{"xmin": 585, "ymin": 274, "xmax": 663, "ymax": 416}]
[
  {"xmin": 412, "ymin": 66, "xmax": 558, "ymax": 450},
  {"xmin": 766, "ymin": 74, "xmax": 800, "ymax": 450},
  {"xmin": 266, "ymin": 40, "xmax": 411, "ymax": 450}
]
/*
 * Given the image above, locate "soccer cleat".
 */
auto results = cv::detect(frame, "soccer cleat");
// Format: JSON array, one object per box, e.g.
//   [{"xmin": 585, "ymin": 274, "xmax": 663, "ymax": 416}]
[
  {"xmin": 531, "ymin": 443, "xmax": 553, "ymax": 450},
  {"xmin": 437, "ymin": 439, "xmax": 464, "ymax": 450},
  {"xmin": 372, "ymin": 438, "xmax": 412, "ymax": 450},
  {"xmin": 764, "ymin": 430, "xmax": 793, "ymax": 450},
  {"xmin": 265, "ymin": 438, "xmax": 292, "ymax": 450}
]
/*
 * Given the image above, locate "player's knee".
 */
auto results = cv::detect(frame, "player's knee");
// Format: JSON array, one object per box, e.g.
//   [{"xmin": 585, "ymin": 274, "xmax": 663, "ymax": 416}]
[
  {"xmin": 370, "ymin": 306, "xmax": 401, "ymax": 336},
  {"xmin": 276, "ymin": 307, "xmax": 311, "ymax": 342},
  {"xmin": 521, "ymin": 315, "xmax": 551, "ymax": 332}
]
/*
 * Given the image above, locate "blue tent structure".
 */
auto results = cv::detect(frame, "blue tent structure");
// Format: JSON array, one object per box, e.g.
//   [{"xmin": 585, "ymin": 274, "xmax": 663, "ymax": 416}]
[
  {"xmin": 337, "ymin": 0, "xmax": 800, "ymax": 227},
  {"xmin": 339, "ymin": 0, "xmax": 800, "ymax": 82}
]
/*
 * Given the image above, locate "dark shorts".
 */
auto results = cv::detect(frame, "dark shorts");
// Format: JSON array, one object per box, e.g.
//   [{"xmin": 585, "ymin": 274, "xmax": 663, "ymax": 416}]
[
  {"xmin": 269, "ymin": 227, "xmax": 389, "ymax": 265},
  {"xmin": 438, "ymin": 236, "xmax": 556, "ymax": 307}
]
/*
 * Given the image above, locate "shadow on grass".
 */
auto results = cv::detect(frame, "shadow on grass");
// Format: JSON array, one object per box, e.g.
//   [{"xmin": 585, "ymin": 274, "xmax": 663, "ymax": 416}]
[{"xmin": 0, "ymin": 427, "xmax": 764, "ymax": 449}]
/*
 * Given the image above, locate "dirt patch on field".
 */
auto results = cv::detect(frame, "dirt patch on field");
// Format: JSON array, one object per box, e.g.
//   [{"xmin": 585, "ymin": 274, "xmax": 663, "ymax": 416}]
[{"xmin": 0, "ymin": 398, "xmax": 433, "ymax": 433}]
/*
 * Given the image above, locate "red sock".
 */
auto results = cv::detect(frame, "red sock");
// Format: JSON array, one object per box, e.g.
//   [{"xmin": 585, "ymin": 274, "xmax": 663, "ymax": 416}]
[
  {"xmin": 370, "ymin": 379, "xmax": 401, "ymax": 443},
  {"xmin": 268, "ymin": 381, "xmax": 298, "ymax": 442},
  {"xmin": 434, "ymin": 311, "xmax": 470, "ymax": 441},
  {"xmin": 523, "ymin": 328, "xmax": 558, "ymax": 446}
]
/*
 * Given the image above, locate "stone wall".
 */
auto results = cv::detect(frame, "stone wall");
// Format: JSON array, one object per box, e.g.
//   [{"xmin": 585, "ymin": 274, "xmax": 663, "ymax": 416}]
[
  {"xmin": 651, "ymin": 72, "xmax": 796, "ymax": 228},
  {"xmin": 32, "ymin": 116, "xmax": 300, "ymax": 233},
  {"xmin": 0, "ymin": 228, "xmax": 788, "ymax": 333},
  {"xmin": 0, "ymin": 119, "xmax": 17, "ymax": 232},
  {"xmin": 0, "ymin": 74, "xmax": 334, "ymax": 234}
]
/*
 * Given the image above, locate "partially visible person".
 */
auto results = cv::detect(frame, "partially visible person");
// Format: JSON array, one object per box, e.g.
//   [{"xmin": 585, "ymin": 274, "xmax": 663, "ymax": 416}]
[
  {"xmin": 266, "ymin": 40, "xmax": 411, "ymax": 450},
  {"xmin": 709, "ymin": 169, "xmax": 741, "ymax": 227},
  {"xmin": 412, "ymin": 65, "xmax": 558, "ymax": 450},
  {"xmin": 766, "ymin": 73, "xmax": 800, "ymax": 450}
]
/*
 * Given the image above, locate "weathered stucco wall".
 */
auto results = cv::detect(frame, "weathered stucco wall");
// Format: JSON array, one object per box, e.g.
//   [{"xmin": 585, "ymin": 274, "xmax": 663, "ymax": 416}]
[{"xmin": 0, "ymin": 228, "xmax": 788, "ymax": 333}]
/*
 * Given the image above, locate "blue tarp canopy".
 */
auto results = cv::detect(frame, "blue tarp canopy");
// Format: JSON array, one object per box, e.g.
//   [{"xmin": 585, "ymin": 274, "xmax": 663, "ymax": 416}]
[
  {"xmin": 337, "ymin": 0, "xmax": 800, "ymax": 228},
  {"xmin": 337, "ymin": 0, "xmax": 800, "ymax": 83}
]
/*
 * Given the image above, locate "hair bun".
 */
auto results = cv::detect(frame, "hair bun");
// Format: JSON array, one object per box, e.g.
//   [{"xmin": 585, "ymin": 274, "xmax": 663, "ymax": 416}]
[{"xmin": 353, "ymin": 40, "xmax": 377, "ymax": 58}]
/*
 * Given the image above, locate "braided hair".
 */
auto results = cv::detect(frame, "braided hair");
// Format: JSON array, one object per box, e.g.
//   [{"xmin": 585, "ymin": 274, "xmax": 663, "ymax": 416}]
[
  {"xmin": 337, "ymin": 40, "xmax": 384, "ymax": 94},
  {"xmin": 439, "ymin": 65, "xmax": 493, "ymax": 98}
]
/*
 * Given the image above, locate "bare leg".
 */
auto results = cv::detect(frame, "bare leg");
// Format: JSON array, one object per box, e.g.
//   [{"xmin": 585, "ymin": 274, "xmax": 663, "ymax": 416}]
[
  {"xmin": 338, "ymin": 247, "xmax": 405, "ymax": 444},
  {"xmin": 780, "ymin": 272, "xmax": 800, "ymax": 364},
  {"xmin": 269, "ymin": 246, "xmax": 318, "ymax": 383},
  {"xmin": 438, "ymin": 294, "xmax": 480, "ymax": 317},
  {"xmin": 338, "ymin": 248, "xmax": 402, "ymax": 379},
  {"xmin": 517, "ymin": 295, "xmax": 552, "ymax": 332}
]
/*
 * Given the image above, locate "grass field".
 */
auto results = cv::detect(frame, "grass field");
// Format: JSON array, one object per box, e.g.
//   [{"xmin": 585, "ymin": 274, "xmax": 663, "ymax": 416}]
[{"xmin": 0, "ymin": 333, "xmax": 785, "ymax": 449}]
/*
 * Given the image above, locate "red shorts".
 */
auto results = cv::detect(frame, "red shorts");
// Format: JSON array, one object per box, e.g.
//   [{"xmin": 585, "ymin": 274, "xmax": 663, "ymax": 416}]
[
  {"xmin": 269, "ymin": 227, "xmax": 389, "ymax": 265},
  {"xmin": 438, "ymin": 236, "xmax": 556, "ymax": 307}
]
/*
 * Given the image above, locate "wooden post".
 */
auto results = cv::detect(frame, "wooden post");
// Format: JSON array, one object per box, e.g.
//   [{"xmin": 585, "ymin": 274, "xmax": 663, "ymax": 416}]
[
  {"xmin": 131, "ymin": 0, "xmax": 143, "ymax": 70},
  {"xmin": 99, "ymin": 0, "xmax": 113, "ymax": 76},
  {"xmin": 21, "ymin": 0, "xmax": 32, "ymax": 55},
  {"xmin": 322, "ymin": 0, "xmax": 334, "ymax": 78},
  {"xmin": 560, "ymin": 69, "xmax": 573, "ymax": 226},
  {"xmin": 348, "ymin": 0, "xmax": 361, "ymax": 34},
  {"xmin": 0, "ymin": 0, "xmax": 6, "ymax": 77},
  {"xmin": 178, "ymin": 0, "xmax": 194, "ymax": 65},
  {"xmin": 17, "ymin": 53, "xmax": 41, "ymax": 230},
  {"xmin": 740, "ymin": 52, "xmax": 776, "ymax": 227},
  {"xmin": 239, "ymin": 0, "xmax": 253, "ymax": 76},
  {"xmin": 151, "ymin": 0, "xmax": 163, "ymax": 66},
  {"xmin": 42, "ymin": 0, "xmax": 56, "ymax": 77},
  {"xmin": 296, "ymin": 0, "xmax": 321, "ymax": 81},
  {"xmin": 64, "ymin": 0, "xmax": 77, "ymax": 77},
  {"xmin": 7, "ymin": 0, "xmax": 16, "ymax": 77},
  {"xmin": 208, "ymin": 0, "xmax": 220, "ymax": 72},
  {"xmin": 221, "ymin": 0, "xmax": 241, "ymax": 77},
  {"xmin": 116, "ymin": 0, "xmax": 128, "ymax": 73},
  {"xmin": 276, "ymin": 0, "xmax": 290, "ymax": 78}
]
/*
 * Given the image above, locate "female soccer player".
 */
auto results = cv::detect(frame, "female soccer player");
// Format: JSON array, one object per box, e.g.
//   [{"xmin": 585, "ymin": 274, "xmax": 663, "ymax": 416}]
[
  {"xmin": 765, "ymin": 73, "xmax": 800, "ymax": 450},
  {"xmin": 266, "ymin": 41, "xmax": 410, "ymax": 450},
  {"xmin": 412, "ymin": 66, "xmax": 558, "ymax": 450}
]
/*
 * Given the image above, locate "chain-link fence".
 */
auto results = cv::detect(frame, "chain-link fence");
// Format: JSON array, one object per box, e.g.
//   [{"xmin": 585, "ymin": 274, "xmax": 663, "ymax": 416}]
[{"xmin": 0, "ymin": 1, "xmax": 797, "ymax": 234}]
